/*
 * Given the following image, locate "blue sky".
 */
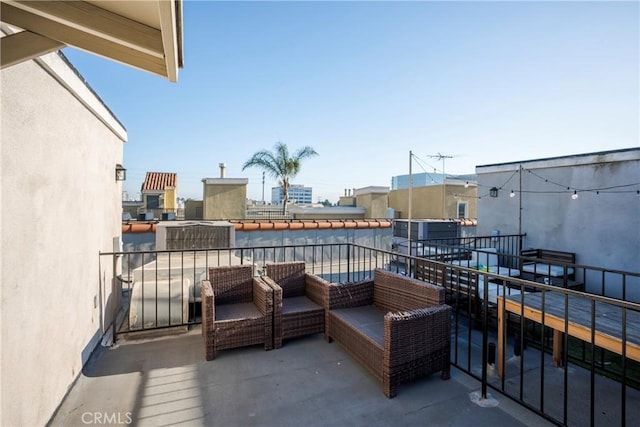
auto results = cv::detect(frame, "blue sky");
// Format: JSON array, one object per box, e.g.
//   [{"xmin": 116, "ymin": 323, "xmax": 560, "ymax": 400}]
[{"xmin": 63, "ymin": 1, "xmax": 639, "ymax": 202}]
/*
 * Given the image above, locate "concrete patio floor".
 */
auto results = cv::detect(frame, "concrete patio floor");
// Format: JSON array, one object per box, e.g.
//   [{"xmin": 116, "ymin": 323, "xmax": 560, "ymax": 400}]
[{"xmin": 49, "ymin": 330, "xmax": 553, "ymax": 427}]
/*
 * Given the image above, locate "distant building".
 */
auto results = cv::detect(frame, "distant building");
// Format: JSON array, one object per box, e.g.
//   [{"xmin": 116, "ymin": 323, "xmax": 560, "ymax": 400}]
[
  {"xmin": 272, "ymin": 184, "xmax": 313, "ymax": 205},
  {"xmin": 141, "ymin": 172, "xmax": 178, "ymax": 217},
  {"xmin": 392, "ymin": 172, "xmax": 477, "ymax": 190},
  {"xmin": 389, "ymin": 172, "xmax": 477, "ymax": 219},
  {"xmin": 202, "ymin": 164, "xmax": 248, "ymax": 219}
]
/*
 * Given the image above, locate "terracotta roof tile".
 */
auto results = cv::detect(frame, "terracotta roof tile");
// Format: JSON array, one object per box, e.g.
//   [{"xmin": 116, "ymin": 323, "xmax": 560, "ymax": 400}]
[{"xmin": 142, "ymin": 172, "xmax": 177, "ymax": 191}]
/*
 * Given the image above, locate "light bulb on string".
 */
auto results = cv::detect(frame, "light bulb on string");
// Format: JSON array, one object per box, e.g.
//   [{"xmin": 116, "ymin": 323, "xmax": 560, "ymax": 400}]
[{"xmin": 571, "ymin": 191, "xmax": 579, "ymax": 200}]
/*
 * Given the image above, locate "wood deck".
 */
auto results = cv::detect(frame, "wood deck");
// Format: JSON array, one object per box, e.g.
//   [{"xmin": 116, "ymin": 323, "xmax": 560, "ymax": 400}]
[{"xmin": 497, "ymin": 291, "xmax": 640, "ymax": 379}]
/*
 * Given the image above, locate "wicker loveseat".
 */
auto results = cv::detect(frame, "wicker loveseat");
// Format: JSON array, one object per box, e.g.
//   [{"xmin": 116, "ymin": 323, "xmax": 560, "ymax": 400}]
[
  {"xmin": 324, "ymin": 269, "xmax": 451, "ymax": 398},
  {"xmin": 263, "ymin": 261, "xmax": 327, "ymax": 349},
  {"xmin": 201, "ymin": 264, "xmax": 274, "ymax": 360}
]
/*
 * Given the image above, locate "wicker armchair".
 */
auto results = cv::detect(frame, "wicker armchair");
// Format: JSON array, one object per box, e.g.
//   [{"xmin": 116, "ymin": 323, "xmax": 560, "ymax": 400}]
[
  {"xmin": 201, "ymin": 264, "xmax": 274, "ymax": 360},
  {"xmin": 263, "ymin": 261, "xmax": 327, "ymax": 348},
  {"xmin": 324, "ymin": 269, "xmax": 451, "ymax": 398}
]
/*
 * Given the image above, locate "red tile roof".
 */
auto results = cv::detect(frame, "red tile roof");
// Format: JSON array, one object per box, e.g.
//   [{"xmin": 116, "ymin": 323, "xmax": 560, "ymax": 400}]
[{"xmin": 141, "ymin": 172, "xmax": 177, "ymax": 191}]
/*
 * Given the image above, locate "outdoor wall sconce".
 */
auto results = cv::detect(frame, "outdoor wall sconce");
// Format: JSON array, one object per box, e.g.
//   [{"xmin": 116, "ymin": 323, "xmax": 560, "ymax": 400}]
[
  {"xmin": 115, "ymin": 164, "xmax": 127, "ymax": 181},
  {"xmin": 489, "ymin": 187, "xmax": 499, "ymax": 198}
]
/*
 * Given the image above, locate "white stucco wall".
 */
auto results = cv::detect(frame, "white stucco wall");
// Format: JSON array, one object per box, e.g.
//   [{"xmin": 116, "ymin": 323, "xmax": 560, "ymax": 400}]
[
  {"xmin": 476, "ymin": 149, "xmax": 640, "ymax": 299},
  {"xmin": 1, "ymin": 52, "xmax": 125, "ymax": 426}
]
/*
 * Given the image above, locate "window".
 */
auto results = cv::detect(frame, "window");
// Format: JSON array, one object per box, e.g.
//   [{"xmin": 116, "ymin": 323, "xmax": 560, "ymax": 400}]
[
  {"xmin": 147, "ymin": 195, "xmax": 160, "ymax": 209},
  {"xmin": 457, "ymin": 201, "xmax": 467, "ymax": 218}
]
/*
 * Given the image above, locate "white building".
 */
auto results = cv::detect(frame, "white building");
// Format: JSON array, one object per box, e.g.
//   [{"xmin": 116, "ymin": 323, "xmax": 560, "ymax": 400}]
[
  {"xmin": 272, "ymin": 184, "xmax": 313, "ymax": 205},
  {"xmin": 476, "ymin": 148, "xmax": 640, "ymax": 300}
]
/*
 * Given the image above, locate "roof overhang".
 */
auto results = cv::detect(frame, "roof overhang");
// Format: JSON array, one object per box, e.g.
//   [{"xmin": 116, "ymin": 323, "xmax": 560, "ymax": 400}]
[{"xmin": 0, "ymin": 0, "xmax": 183, "ymax": 82}]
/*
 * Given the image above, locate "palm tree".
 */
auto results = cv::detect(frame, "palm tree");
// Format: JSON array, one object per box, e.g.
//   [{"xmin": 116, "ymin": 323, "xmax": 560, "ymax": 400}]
[{"xmin": 242, "ymin": 142, "xmax": 318, "ymax": 214}]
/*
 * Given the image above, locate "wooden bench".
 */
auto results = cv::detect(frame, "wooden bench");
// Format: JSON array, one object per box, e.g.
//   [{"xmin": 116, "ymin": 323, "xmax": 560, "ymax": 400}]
[{"xmin": 520, "ymin": 249, "xmax": 576, "ymax": 282}]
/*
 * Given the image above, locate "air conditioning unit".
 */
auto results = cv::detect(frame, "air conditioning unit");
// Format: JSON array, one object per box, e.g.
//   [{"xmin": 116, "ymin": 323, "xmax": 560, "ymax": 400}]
[{"xmin": 393, "ymin": 219, "xmax": 460, "ymax": 240}]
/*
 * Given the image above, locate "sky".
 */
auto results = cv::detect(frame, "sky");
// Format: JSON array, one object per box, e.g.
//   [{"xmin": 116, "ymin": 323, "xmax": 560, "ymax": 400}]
[{"xmin": 63, "ymin": 0, "xmax": 639, "ymax": 203}]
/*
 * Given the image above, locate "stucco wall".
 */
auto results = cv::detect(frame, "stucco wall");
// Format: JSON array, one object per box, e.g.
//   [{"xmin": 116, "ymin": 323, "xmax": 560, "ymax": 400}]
[
  {"xmin": 202, "ymin": 180, "xmax": 247, "ymax": 219},
  {"xmin": 235, "ymin": 227, "xmax": 393, "ymax": 257},
  {"xmin": 165, "ymin": 187, "xmax": 177, "ymax": 209},
  {"xmin": 184, "ymin": 199, "xmax": 204, "ymax": 220},
  {"xmin": 389, "ymin": 184, "xmax": 477, "ymax": 219},
  {"xmin": 356, "ymin": 192, "xmax": 389, "ymax": 218},
  {"xmin": 1, "ymin": 54, "xmax": 124, "ymax": 426},
  {"xmin": 476, "ymin": 149, "xmax": 640, "ymax": 300}
]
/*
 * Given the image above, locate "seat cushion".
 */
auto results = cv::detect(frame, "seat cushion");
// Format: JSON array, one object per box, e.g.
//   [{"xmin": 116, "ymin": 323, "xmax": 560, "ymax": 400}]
[
  {"xmin": 282, "ymin": 296, "xmax": 323, "ymax": 315},
  {"xmin": 522, "ymin": 263, "xmax": 574, "ymax": 277},
  {"xmin": 330, "ymin": 305, "xmax": 386, "ymax": 346},
  {"xmin": 216, "ymin": 302, "xmax": 263, "ymax": 321}
]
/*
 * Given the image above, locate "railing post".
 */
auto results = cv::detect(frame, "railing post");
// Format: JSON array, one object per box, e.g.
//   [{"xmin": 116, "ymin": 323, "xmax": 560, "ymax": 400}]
[
  {"xmin": 481, "ymin": 272, "xmax": 489, "ymax": 399},
  {"xmin": 347, "ymin": 243, "xmax": 351, "ymax": 283},
  {"xmin": 112, "ymin": 252, "xmax": 117, "ymax": 344}
]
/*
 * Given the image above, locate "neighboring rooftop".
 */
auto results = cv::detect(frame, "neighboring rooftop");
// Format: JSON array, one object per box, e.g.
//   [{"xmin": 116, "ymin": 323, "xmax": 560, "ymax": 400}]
[
  {"xmin": 477, "ymin": 147, "xmax": 640, "ymax": 170},
  {"xmin": 142, "ymin": 172, "xmax": 177, "ymax": 191}
]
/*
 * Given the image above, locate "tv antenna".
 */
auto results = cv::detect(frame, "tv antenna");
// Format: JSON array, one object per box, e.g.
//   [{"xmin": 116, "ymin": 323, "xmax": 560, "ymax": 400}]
[{"xmin": 428, "ymin": 153, "xmax": 455, "ymax": 218}]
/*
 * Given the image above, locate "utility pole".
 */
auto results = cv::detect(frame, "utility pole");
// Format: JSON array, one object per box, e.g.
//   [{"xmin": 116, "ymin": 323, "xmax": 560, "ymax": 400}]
[
  {"xmin": 429, "ymin": 153, "xmax": 454, "ymax": 218},
  {"xmin": 407, "ymin": 150, "xmax": 413, "ymax": 275}
]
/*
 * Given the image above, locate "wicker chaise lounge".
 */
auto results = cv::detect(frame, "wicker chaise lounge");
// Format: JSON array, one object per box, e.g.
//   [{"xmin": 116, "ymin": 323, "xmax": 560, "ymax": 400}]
[
  {"xmin": 263, "ymin": 261, "xmax": 327, "ymax": 348},
  {"xmin": 324, "ymin": 269, "xmax": 451, "ymax": 398},
  {"xmin": 201, "ymin": 264, "xmax": 274, "ymax": 360}
]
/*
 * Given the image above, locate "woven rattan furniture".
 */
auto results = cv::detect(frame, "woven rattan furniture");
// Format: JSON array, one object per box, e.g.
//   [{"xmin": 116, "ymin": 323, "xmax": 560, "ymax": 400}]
[
  {"xmin": 324, "ymin": 269, "xmax": 451, "ymax": 398},
  {"xmin": 201, "ymin": 264, "xmax": 273, "ymax": 360},
  {"xmin": 263, "ymin": 261, "xmax": 327, "ymax": 348}
]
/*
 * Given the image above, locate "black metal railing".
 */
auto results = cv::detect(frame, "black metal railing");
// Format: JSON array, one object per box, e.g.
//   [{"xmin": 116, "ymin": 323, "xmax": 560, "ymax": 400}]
[
  {"xmin": 100, "ymin": 242, "xmax": 640, "ymax": 426},
  {"xmin": 418, "ymin": 233, "xmax": 525, "ymax": 260}
]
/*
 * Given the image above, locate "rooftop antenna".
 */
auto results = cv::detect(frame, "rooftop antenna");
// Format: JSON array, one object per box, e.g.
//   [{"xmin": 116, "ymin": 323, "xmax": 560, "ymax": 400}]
[{"xmin": 428, "ymin": 153, "xmax": 454, "ymax": 218}]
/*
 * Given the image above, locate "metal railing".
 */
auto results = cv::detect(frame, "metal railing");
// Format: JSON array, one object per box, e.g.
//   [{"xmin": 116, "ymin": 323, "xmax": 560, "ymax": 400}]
[
  {"xmin": 100, "ymin": 242, "xmax": 640, "ymax": 426},
  {"xmin": 418, "ymin": 233, "xmax": 525, "ymax": 260}
]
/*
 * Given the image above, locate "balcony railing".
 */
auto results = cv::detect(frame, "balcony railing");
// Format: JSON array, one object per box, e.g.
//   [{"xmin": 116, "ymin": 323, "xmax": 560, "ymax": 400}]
[
  {"xmin": 100, "ymin": 243, "xmax": 640, "ymax": 426},
  {"xmin": 136, "ymin": 207, "xmax": 185, "ymax": 220}
]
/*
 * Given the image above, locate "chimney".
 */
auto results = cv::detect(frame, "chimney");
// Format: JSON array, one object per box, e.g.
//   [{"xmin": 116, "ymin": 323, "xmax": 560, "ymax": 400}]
[
  {"xmin": 219, "ymin": 163, "xmax": 226, "ymax": 178},
  {"xmin": 344, "ymin": 189, "xmax": 347, "ymax": 196},
  {"xmin": 347, "ymin": 189, "xmax": 351, "ymax": 196}
]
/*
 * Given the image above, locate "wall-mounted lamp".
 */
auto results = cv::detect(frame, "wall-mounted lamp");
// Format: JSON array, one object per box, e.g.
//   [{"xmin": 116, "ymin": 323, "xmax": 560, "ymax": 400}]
[
  {"xmin": 115, "ymin": 164, "xmax": 127, "ymax": 181},
  {"xmin": 489, "ymin": 187, "xmax": 499, "ymax": 198}
]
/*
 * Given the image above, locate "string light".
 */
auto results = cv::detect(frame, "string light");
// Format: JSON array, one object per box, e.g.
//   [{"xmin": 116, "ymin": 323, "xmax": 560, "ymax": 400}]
[
  {"xmin": 509, "ymin": 190, "xmax": 515, "ymax": 198},
  {"xmin": 571, "ymin": 191, "xmax": 579, "ymax": 200}
]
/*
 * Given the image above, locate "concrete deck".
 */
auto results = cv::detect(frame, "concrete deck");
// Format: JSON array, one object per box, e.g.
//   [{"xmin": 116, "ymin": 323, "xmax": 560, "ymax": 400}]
[{"xmin": 49, "ymin": 331, "xmax": 553, "ymax": 427}]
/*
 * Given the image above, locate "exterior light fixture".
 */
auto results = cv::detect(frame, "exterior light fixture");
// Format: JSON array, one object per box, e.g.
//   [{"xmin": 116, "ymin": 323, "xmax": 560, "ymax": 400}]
[
  {"xmin": 115, "ymin": 164, "xmax": 126, "ymax": 181},
  {"xmin": 509, "ymin": 190, "xmax": 515, "ymax": 198},
  {"xmin": 571, "ymin": 190, "xmax": 579, "ymax": 200},
  {"xmin": 489, "ymin": 187, "xmax": 499, "ymax": 198}
]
